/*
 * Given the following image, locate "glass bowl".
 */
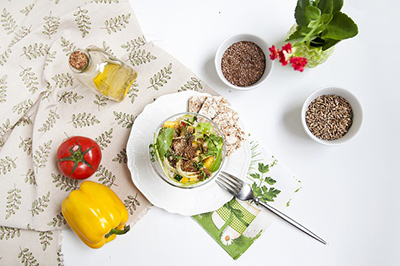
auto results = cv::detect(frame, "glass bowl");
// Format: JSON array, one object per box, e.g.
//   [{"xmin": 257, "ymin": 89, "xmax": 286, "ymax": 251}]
[{"xmin": 149, "ymin": 112, "xmax": 226, "ymax": 189}]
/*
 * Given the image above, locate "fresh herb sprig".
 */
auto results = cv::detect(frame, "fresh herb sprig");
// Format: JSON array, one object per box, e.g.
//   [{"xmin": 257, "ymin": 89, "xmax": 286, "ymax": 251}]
[
  {"xmin": 193, "ymin": 161, "xmax": 207, "ymax": 180},
  {"xmin": 287, "ymin": 0, "xmax": 358, "ymax": 50},
  {"xmin": 149, "ymin": 143, "xmax": 156, "ymax": 162}
]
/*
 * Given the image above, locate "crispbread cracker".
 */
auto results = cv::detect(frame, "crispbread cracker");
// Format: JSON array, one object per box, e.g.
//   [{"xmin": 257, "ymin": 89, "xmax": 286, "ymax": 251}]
[
  {"xmin": 197, "ymin": 96, "xmax": 229, "ymax": 119},
  {"xmin": 188, "ymin": 96, "xmax": 207, "ymax": 113},
  {"xmin": 188, "ymin": 96, "xmax": 245, "ymax": 157},
  {"xmin": 189, "ymin": 96, "xmax": 228, "ymax": 113}
]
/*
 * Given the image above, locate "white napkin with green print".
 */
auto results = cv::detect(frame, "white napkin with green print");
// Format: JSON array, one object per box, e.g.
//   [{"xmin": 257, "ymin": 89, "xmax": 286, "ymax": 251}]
[
  {"xmin": 0, "ymin": 1, "xmax": 217, "ymax": 265},
  {"xmin": 193, "ymin": 139, "xmax": 303, "ymax": 260}
]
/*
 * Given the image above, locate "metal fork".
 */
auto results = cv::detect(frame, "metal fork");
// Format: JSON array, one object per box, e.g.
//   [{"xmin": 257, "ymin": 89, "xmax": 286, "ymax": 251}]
[{"xmin": 216, "ymin": 171, "xmax": 327, "ymax": 245}]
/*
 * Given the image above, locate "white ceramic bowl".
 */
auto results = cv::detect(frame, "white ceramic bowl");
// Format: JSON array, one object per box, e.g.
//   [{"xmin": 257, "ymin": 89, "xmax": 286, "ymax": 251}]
[
  {"xmin": 215, "ymin": 34, "xmax": 273, "ymax": 90},
  {"xmin": 301, "ymin": 86, "xmax": 363, "ymax": 146}
]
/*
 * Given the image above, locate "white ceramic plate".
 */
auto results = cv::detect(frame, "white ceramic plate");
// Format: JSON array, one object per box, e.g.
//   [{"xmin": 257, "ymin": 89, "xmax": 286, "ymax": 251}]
[{"xmin": 126, "ymin": 91, "xmax": 251, "ymax": 216}]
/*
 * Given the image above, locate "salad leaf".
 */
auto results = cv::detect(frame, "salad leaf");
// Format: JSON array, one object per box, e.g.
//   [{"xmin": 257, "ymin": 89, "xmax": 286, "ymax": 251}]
[
  {"xmin": 194, "ymin": 122, "xmax": 212, "ymax": 140},
  {"xmin": 209, "ymin": 147, "xmax": 223, "ymax": 172},
  {"xmin": 156, "ymin": 128, "xmax": 174, "ymax": 159},
  {"xmin": 207, "ymin": 141, "xmax": 218, "ymax": 155},
  {"xmin": 209, "ymin": 134, "xmax": 223, "ymax": 145},
  {"xmin": 181, "ymin": 114, "xmax": 196, "ymax": 125},
  {"xmin": 205, "ymin": 134, "xmax": 222, "ymax": 155}
]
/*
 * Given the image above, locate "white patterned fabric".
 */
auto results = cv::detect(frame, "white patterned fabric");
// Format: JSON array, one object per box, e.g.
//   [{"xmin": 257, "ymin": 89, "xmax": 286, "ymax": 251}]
[{"xmin": 0, "ymin": 0, "xmax": 216, "ymax": 265}]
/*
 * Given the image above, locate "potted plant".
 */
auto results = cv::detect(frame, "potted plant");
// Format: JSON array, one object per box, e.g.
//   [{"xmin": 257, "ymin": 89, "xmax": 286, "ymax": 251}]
[{"xmin": 269, "ymin": 0, "xmax": 358, "ymax": 71}]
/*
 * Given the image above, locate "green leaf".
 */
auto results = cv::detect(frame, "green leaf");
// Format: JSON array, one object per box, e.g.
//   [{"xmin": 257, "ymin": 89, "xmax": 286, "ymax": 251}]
[
  {"xmin": 320, "ymin": 13, "xmax": 333, "ymax": 24},
  {"xmin": 332, "ymin": 0, "xmax": 343, "ymax": 12},
  {"xmin": 295, "ymin": 0, "xmax": 311, "ymax": 27},
  {"xmin": 250, "ymin": 173, "xmax": 260, "ymax": 179},
  {"xmin": 286, "ymin": 26, "xmax": 307, "ymax": 42},
  {"xmin": 251, "ymin": 183, "xmax": 262, "ymax": 196},
  {"xmin": 194, "ymin": 122, "xmax": 212, "ymax": 139},
  {"xmin": 264, "ymin": 176, "xmax": 277, "ymax": 185},
  {"xmin": 305, "ymin": 5, "xmax": 321, "ymax": 21},
  {"xmin": 322, "ymin": 38, "xmax": 340, "ymax": 50},
  {"xmin": 318, "ymin": 0, "xmax": 333, "ymax": 14},
  {"xmin": 209, "ymin": 146, "xmax": 222, "ymax": 172},
  {"xmin": 156, "ymin": 128, "xmax": 174, "ymax": 159},
  {"xmin": 312, "ymin": 0, "xmax": 320, "ymax": 6},
  {"xmin": 258, "ymin": 163, "xmax": 269, "ymax": 173},
  {"xmin": 322, "ymin": 12, "xmax": 358, "ymax": 40},
  {"xmin": 261, "ymin": 187, "xmax": 281, "ymax": 202}
]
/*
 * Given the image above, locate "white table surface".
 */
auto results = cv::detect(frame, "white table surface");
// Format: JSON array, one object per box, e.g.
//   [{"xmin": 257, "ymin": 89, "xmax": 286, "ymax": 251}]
[{"xmin": 62, "ymin": 0, "xmax": 400, "ymax": 265}]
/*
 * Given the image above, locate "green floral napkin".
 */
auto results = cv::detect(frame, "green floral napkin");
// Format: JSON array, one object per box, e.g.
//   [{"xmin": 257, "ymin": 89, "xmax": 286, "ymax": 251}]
[
  {"xmin": 0, "ymin": 0, "xmax": 217, "ymax": 265},
  {"xmin": 193, "ymin": 139, "xmax": 302, "ymax": 260}
]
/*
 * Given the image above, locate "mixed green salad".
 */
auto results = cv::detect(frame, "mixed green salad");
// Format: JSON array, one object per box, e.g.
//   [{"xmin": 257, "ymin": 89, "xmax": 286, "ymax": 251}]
[{"xmin": 150, "ymin": 114, "xmax": 225, "ymax": 186}]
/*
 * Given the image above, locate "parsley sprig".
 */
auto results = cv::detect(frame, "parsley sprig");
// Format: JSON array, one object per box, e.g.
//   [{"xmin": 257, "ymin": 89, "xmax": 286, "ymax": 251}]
[{"xmin": 249, "ymin": 162, "xmax": 281, "ymax": 203}]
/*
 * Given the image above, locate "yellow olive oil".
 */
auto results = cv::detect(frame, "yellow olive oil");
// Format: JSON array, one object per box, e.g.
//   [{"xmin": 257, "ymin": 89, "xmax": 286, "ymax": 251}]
[
  {"xmin": 93, "ymin": 63, "xmax": 137, "ymax": 102},
  {"xmin": 69, "ymin": 46, "xmax": 137, "ymax": 102}
]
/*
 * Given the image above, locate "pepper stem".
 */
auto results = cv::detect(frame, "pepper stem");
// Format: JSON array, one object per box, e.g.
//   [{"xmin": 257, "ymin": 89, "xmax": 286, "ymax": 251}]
[{"xmin": 105, "ymin": 225, "xmax": 130, "ymax": 238}]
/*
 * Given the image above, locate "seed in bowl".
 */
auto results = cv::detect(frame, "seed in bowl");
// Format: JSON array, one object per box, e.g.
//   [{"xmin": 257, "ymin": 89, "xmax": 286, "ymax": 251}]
[
  {"xmin": 305, "ymin": 94, "xmax": 353, "ymax": 141},
  {"xmin": 221, "ymin": 41, "xmax": 266, "ymax": 87}
]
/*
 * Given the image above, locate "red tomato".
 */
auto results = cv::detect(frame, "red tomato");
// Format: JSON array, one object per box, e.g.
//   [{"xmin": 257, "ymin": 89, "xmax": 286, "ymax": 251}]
[
  {"xmin": 56, "ymin": 136, "xmax": 102, "ymax": 180},
  {"xmin": 180, "ymin": 121, "xmax": 188, "ymax": 129}
]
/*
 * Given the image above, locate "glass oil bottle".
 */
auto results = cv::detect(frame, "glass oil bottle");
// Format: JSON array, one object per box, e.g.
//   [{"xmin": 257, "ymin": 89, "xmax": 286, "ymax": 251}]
[{"xmin": 69, "ymin": 45, "xmax": 137, "ymax": 102}]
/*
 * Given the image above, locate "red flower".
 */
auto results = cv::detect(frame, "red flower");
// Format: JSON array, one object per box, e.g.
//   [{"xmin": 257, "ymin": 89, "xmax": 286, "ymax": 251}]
[
  {"xmin": 278, "ymin": 50, "xmax": 288, "ymax": 66},
  {"xmin": 282, "ymin": 43, "xmax": 292, "ymax": 53},
  {"xmin": 289, "ymin": 57, "xmax": 308, "ymax": 72},
  {"xmin": 269, "ymin": 45, "xmax": 279, "ymax": 60},
  {"xmin": 269, "ymin": 43, "xmax": 307, "ymax": 71}
]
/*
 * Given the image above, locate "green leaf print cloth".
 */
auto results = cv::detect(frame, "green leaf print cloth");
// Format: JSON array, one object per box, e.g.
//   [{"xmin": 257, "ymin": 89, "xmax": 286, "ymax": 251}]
[
  {"xmin": 193, "ymin": 139, "xmax": 303, "ymax": 260},
  {"xmin": 0, "ymin": 0, "xmax": 217, "ymax": 265}
]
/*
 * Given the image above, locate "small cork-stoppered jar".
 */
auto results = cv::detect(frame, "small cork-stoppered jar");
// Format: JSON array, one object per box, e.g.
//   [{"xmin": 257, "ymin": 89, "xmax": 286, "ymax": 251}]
[{"xmin": 69, "ymin": 45, "xmax": 137, "ymax": 102}]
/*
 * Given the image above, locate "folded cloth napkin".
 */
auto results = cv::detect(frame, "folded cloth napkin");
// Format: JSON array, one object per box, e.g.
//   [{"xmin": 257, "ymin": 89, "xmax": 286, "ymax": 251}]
[
  {"xmin": 0, "ymin": 0, "xmax": 217, "ymax": 265},
  {"xmin": 193, "ymin": 138, "xmax": 303, "ymax": 260}
]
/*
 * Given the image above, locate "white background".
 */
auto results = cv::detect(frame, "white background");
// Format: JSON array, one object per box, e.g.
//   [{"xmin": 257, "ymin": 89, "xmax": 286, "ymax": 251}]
[{"xmin": 63, "ymin": 0, "xmax": 400, "ymax": 265}]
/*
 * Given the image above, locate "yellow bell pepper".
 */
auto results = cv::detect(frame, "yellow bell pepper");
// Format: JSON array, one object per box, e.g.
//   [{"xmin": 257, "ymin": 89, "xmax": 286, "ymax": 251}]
[
  {"xmin": 162, "ymin": 120, "xmax": 180, "ymax": 129},
  {"xmin": 61, "ymin": 181, "xmax": 130, "ymax": 249},
  {"xmin": 203, "ymin": 156, "xmax": 215, "ymax": 170}
]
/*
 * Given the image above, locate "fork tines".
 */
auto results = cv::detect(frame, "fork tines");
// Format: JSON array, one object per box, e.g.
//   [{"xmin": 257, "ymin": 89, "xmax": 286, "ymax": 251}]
[{"xmin": 216, "ymin": 171, "xmax": 243, "ymax": 195}]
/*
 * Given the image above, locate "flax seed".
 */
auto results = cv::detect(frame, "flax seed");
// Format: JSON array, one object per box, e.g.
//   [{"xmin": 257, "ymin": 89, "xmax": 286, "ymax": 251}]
[{"xmin": 221, "ymin": 41, "xmax": 266, "ymax": 87}]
